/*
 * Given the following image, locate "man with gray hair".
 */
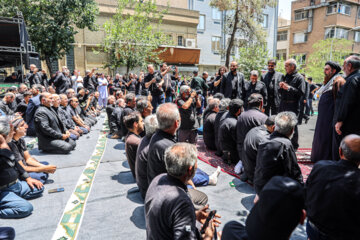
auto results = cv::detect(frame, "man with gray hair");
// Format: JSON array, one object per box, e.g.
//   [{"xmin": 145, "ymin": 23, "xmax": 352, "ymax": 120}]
[
  {"xmin": 119, "ymin": 93, "xmax": 136, "ymax": 137},
  {"xmin": 145, "ymin": 143, "xmax": 218, "ymax": 240},
  {"xmin": 244, "ymin": 70, "xmax": 267, "ymax": 108},
  {"xmin": 135, "ymin": 114, "xmax": 158, "ymax": 199},
  {"xmin": 0, "ymin": 93, "xmax": 15, "ymax": 115},
  {"xmin": 136, "ymin": 97, "xmax": 153, "ymax": 119},
  {"xmin": 335, "ymin": 55, "xmax": 360, "ymax": 138},
  {"xmin": 279, "ymin": 58, "xmax": 305, "ymax": 150},
  {"xmin": 203, "ymin": 98, "xmax": 220, "ymax": 150},
  {"xmin": 54, "ymin": 67, "xmax": 71, "ymax": 94},
  {"xmin": 306, "ymin": 134, "xmax": 360, "ymax": 239},
  {"xmin": 254, "ymin": 111, "xmax": 303, "ymax": 194}
]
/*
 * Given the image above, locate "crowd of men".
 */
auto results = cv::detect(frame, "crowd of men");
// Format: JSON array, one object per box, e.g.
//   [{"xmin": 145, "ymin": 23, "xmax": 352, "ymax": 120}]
[{"xmin": 0, "ymin": 54, "xmax": 360, "ymax": 240}]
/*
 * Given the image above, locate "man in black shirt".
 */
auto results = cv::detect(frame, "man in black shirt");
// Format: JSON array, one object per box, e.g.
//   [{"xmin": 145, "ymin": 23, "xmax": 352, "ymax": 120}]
[
  {"xmin": 54, "ymin": 67, "xmax": 72, "ymax": 94},
  {"xmin": 244, "ymin": 70, "xmax": 267, "ymax": 109},
  {"xmin": 306, "ymin": 134, "xmax": 360, "ymax": 239},
  {"xmin": 305, "ymin": 77, "xmax": 318, "ymax": 117},
  {"xmin": 120, "ymin": 93, "xmax": 136, "ymax": 137},
  {"xmin": 0, "ymin": 117, "xmax": 44, "ymax": 218},
  {"xmin": 15, "ymin": 91, "xmax": 32, "ymax": 120},
  {"xmin": 261, "ymin": 59, "xmax": 284, "ymax": 115},
  {"xmin": 279, "ymin": 59, "xmax": 305, "ymax": 150},
  {"xmin": 109, "ymin": 98, "xmax": 125, "ymax": 139},
  {"xmin": 203, "ymin": 98, "xmax": 220, "ymax": 150},
  {"xmin": 176, "ymin": 85, "xmax": 201, "ymax": 144},
  {"xmin": 83, "ymin": 69, "xmax": 97, "ymax": 94},
  {"xmin": 160, "ymin": 63, "xmax": 178, "ymax": 103},
  {"xmin": 144, "ymin": 64, "xmax": 165, "ymax": 112},
  {"xmin": 220, "ymin": 61, "xmax": 246, "ymax": 100},
  {"xmin": 214, "ymin": 98, "xmax": 231, "ymax": 156}
]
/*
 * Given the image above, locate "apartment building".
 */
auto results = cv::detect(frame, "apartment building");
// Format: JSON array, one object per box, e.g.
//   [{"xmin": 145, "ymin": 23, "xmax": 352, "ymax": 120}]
[
  {"xmin": 50, "ymin": 0, "xmax": 200, "ymax": 75},
  {"xmin": 277, "ymin": 17, "xmax": 291, "ymax": 60},
  {"xmin": 289, "ymin": 0, "xmax": 360, "ymax": 65}
]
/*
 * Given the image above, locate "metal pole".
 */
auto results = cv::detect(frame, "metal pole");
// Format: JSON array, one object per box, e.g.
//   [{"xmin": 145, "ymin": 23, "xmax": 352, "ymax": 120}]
[
  {"xmin": 18, "ymin": 17, "xmax": 24, "ymax": 83},
  {"xmin": 273, "ymin": 0, "xmax": 279, "ymax": 58}
]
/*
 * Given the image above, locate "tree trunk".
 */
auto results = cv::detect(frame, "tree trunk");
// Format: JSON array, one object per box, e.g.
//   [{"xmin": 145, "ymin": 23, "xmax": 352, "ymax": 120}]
[
  {"xmin": 126, "ymin": 62, "xmax": 130, "ymax": 76},
  {"xmin": 225, "ymin": 2, "xmax": 239, "ymax": 68},
  {"xmin": 45, "ymin": 56, "xmax": 53, "ymax": 75}
]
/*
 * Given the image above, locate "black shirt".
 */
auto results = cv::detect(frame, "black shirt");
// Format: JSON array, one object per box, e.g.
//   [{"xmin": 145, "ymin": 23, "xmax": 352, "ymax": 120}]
[
  {"xmin": 309, "ymin": 83, "xmax": 317, "ymax": 99},
  {"xmin": 135, "ymin": 135, "xmax": 151, "ymax": 199},
  {"xmin": 8, "ymin": 138, "xmax": 27, "ymax": 166},
  {"xmin": 144, "ymin": 71, "xmax": 163, "ymax": 96},
  {"xmin": 203, "ymin": 111, "xmax": 217, "ymax": 150},
  {"xmin": 176, "ymin": 97, "xmax": 198, "ymax": 130},
  {"xmin": 306, "ymin": 160, "xmax": 360, "ymax": 239},
  {"xmin": 147, "ymin": 130, "xmax": 176, "ymax": 184},
  {"xmin": 0, "ymin": 148, "xmax": 29, "ymax": 186}
]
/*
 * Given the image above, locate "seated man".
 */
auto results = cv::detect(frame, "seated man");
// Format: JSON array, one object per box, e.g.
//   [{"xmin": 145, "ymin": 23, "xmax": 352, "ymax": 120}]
[
  {"xmin": 120, "ymin": 93, "xmax": 136, "ymax": 137},
  {"xmin": 15, "ymin": 91, "xmax": 32, "ymax": 121},
  {"xmin": 59, "ymin": 94, "xmax": 87, "ymax": 135},
  {"xmin": 136, "ymin": 114, "xmax": 158, "ymax": 199},
  {"xmin": 214, "ymin": 98, "xmax": 231, "ymax": 155},
  {"xmin": 236, "ymin": 93, "xmax": 267, "ymax": 163},
  {"xmin": 222, "ymin": 176, "xmax": 305, "ymax": 240},
  {"xmin": 0, "ymin": 93, "xmax": 15, "ymax": 116},
  {"xmin": 306, "ymin": 134, "xmax": 360, "ymax": 240},
  {"xmin": 105, "ymin": 95, "xmax": 116, "ymax": 123},
  {"xmin": 219, "ymin": 99, "xmax": 244, "ymax": 164},
  {"xmin": 203, "ymin": 98, "xmax": 220, "ymax": 150},
  {"xmin": 34, "ymin": 93, "xmax": 76, "ymax": 154},
  {"xmin": 136, "ymin": 97, "xmax": 153, "ymax": 120},
  {"xmin": 124, "ymin": 112, "xmax": 144, "ymax": 179},
  {"xmin": 16, "ymin": 83, "xmax": 28, "ymax": 104},
  {"xmin": 254, "ymin": 111, "xmax": 303, "ymax": 195},
  {"xmin": 25, "ymin": 84, "xmax": 43, "ymax": 136},
  {"xmin": 109, "ymin": 98, "xmax": 125, "ymax": 139},
  {"xmin": 145, "ymin": 142, "xmax": 220, "ymax": 240},
  {"xmin": 241, "ymin": 115, "xmax": 276, "ymax": 184},
  {"xmin": 0, "ymin": 116, "xmax": 44, "ymax": 218},
  {"xmin": 67, "ymin": 97, "xmax": 91, "ymax": 133}
]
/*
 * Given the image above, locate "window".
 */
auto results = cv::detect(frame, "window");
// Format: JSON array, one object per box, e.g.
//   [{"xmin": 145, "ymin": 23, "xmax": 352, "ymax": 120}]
[
  {"xmin": 262, "ymin": 14, "xmax": 269, "ymax": 28},
  {"xmin": 211, "ymin": 36, "xmax": 221, "ymax": 53},
  {"xmin": 212, "ymin": 8, "xmax": 221, "ymax": 21},
  {"xmin": 355, "ymin": 32, "xmax": 360, "ymax": 42},
  {"xmin": 327, "ymin": 3, "xmax": 351, "ymax": 15},
  {"xmin": 177, "ymin": 36, "xmax": 183, "ymax": 46},
  {"xmin": 293, "ymin": 32, "xmax": 308, "ymax": 44},
  {"xmin": 277, "ymin": 31, "xmax": 288, "ymax": 41},
  {"xmin": 294, "ymin": 54, "xmax": 307, "ymax": 65},
  {"xmin": 294, "ymin": 10, "xmax": 308, "ymax": 21},
  {"xmin": 325, "ymin": 27, "xmax": 349, "ymax": 40},
  {"xmin": 276, "ymin": 49, "xmax": 287, "ymax": 60},
  {"xmin": 198, "ymin": 15, "xmax": 205, "ymax": 31}
]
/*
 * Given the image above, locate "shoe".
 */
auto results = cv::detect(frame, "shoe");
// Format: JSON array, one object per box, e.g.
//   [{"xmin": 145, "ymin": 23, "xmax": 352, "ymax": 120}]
[
  {"xmin": 240, "ymin": 173, "xmax": 248, "ymax": 182},
  {"xmin": 208, "ymin": 167, "xmax": 221, "ymax": 185},
  {"xmin": 305, "ymin": 118, "xmax": 309, "ymax": 124}
]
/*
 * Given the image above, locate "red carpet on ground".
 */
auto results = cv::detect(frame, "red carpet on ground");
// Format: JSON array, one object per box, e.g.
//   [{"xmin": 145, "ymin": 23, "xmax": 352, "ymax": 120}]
[{"xmin": 196, "ymin": 139, "xmax": 313, "ymax": 182}]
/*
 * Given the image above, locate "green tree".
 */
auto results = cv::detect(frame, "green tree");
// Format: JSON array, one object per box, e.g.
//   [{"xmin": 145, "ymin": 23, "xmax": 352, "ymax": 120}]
[
  {"xmin": 0, "ymin": 0, "xmax": 99, "ymax": 73},
  {"xmin": 304, "ymin": 38, "xmax": 352, "ymax": 83},
  {"xmin": 210, "ymin": 0, "xmax": 276, "ymax": 68},
  {"xmin": 236, "ymin": 44, "xmax": 268, "ymax": 80},
  {"xmin": 102, "ymin": 0, "xmax": 170, "ymax": 74}
]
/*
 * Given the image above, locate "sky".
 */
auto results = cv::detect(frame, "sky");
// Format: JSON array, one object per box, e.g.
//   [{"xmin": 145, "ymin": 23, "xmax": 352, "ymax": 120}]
[{"xmin": 278, "ymin": 0, "xmax": 294, "ymax": 20}]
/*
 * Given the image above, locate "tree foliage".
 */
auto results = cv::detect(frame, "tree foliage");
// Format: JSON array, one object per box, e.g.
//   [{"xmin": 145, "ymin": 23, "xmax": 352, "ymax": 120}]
[
  {"xmin": 303, "ymin": 38, "xmax": 352, "ymax": 83},
  {"xmin": 210, "ymin": 0, "xmax": 276, "ymax": 68},
  {"xmin": 236, "ymin": 44, "xmax": 268, "ymax": 80},
  {"xmin": 0, "ymin": 0, "xmax": 99, "ymax": 73},
  {"xmin": 102, "ymin": 0, "xmax": 170, "ymax": 74}
]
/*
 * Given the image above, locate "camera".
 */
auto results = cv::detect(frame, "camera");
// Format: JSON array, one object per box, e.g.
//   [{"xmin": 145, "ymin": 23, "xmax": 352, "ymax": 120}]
[{"xmin": 171, "ymin": 65, "xmax": 176, "ymax": 71}]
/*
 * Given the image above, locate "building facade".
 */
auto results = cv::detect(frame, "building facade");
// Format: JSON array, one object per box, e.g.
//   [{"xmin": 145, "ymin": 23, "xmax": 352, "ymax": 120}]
[
  {"xmin": 289, "ymin": 0, "xmax": 360, "ymax": 65},
  {"xmin": 49, "ymin": 0, "xmax": 200, "ymax": 75},
  {"xmin": 277, "ymin": 17, "xmax": 291, "ymax": 60}
]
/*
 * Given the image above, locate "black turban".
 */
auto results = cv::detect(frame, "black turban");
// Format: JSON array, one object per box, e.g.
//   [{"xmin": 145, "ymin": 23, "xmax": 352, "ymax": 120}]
[{"xmin": 325, "ymin": 61, "xmax": 341, "ymax": 74}]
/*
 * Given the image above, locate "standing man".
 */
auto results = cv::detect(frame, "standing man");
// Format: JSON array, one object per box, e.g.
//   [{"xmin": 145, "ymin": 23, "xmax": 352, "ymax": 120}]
[
  {"xmin": 244, "ymin": 70, "xmax": 267, "ymax": 108},
  {"xmin": 279, "ymin": 59, "xmax": 305, "ymax": 150},
  {"xmin": 335, "ymin": 55, "xmax": 360, "ymax": 137},
  {"xmin": 144, "ymin": 64, "xmax": 164, "ymax": 112},
  {"xmin": 305, "ymin": 77, "xmax": 318, "ymax": 117},
  {"xmin": 54, "ymin": 67, "xmax": 72, "ymax": 94},
  {"xmin": 298, "ymin": 74, "xmax": 310, "ymax": 125},
  {"xmin": 261, "ymin": 59, "xmax": 283, "ymax": 115},
  {"xmin": 220, "ymin": 61, "xmax": 246, "ymax": 100},
  {"xmin": 160, "ymin": 63, "xmax": 178, "ymax": 103}
]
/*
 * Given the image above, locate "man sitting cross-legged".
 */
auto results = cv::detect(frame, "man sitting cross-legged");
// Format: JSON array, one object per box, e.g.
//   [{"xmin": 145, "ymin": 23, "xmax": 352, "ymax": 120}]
[
  {"xmin": 34, "ymin": 92, "xmax": 76, "ymax": 154},
  {"xmin": 67, "ymin": 97, "xmax": 91, "ymax": 133}
]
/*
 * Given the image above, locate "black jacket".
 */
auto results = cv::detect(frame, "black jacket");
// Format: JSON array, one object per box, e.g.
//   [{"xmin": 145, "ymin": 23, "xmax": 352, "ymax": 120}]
[
  {"xmin": 34, "ymin": 105, "xmax": 67, "ymax": 149},
  {"xmin": 109, "ymin": 106, "xmax": 123, "ymax": 135},
  {"xmin": 203, "ymin": 111, "xmax": 217, "ymax": 150},
  {"xmin": 120, "ymin": 106, "xmax": 134, "ymax": 137},
  {"xmin": 261, "ymin": 71, "xmax": 283, "ymax": 107},
  {"xmin": 219, "ymin": 112, "xmax": 238, "ymax": 162},
  {"xmin": 306, "ymin": 160, "xmax": 360, "ymax": 239},
  {"xmin": 336, "ymin": 70, "xmax": 360, "ymax": 135},
  {"xmin": 214, "ymin": 110, "xmax": 228, "ymax": 151},
  {"xmin": 244, "ymin": 81, "xmax": 268, "ymax": 107},
  {"xmin": 135, "ymin": 135, "xmax": 151, "ymax": 199},
  {"xmin": 221, "ymin": 71, "xmax": 246, "ymax": 99},
  {"xmin": 0, "ymin": 148, "xmax": 29, "ymax": 186},
  {"xmin": 254, "ymin": 131, "xmax": 303, "ymax": 194},
  {"xmin": 279, "ymin": 71, "xmax": 305, "ymax": 114},
  {"xmin": 145, "ymin": 173, "xmax": 200, "ymax": 240},
  {"xmin": 54, "ymin": 73, "xmax": 71, "ymax": 94},
  {"xmin": 147, "ymin": 130, "xmax": 176, "ymax": 184},
  {"xmin": 0, "ymin": 101, "xmax": 14, "ymax": 115},
  {"xmin": 58, "ymin": 106, "xmax": 75, "ymax": 130}
]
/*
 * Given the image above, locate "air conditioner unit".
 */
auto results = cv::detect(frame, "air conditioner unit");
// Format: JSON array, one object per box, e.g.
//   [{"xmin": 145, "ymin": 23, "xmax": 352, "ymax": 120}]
[{"xmin": 186, "ymin": 39, "xmax": 196, "ymax": 48}]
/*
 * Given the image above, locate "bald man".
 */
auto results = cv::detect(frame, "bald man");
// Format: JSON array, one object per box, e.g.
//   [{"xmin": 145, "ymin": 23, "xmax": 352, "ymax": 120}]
[
  {"xmin": 220, "ymin": 61, "xmax": 246, "ymax": 100},
  {"xmin": 306, "ymin": 134, "xmax": 360, "ymax": 239}
]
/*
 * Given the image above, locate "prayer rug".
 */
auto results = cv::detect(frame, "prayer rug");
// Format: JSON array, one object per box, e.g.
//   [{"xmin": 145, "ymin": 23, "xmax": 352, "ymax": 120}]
[{"xmin": 196, "ymin": 139, "xmax": 314, "ymax": 182}]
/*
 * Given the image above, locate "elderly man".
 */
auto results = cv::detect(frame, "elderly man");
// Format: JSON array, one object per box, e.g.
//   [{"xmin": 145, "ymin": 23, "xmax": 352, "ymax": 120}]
[
  {"xmin": 135, "ymin": 114, "xmax": 158, "ymax": 199},
  {"xmin": 0, "ymin": 93, "xmax": 15, "ymax": 115},
  {"xmin": 203, "ymin": 98, "xmax": 220, "ymax": 150},
  {"xmin": 136, "ymin": 97, "xmax": 153, "ymax": 120},
  {"xmin": 145, "ymin": 143, "xmax": 219, "ymax": 240},
  {"xmin": 124, "ymin": 112, "xmax": 144, "ymax": 179},
  {"xmin": 254, "ymin": 111, "xmax": 303, "ymax": 194},
  {"xmin": 236, "ymin": 94, "xmax": 267, "ymax": 163},
  {"xmin": 220, "ymin": 61, "xmax": 246, "ymax": 100},
  {"xmin": 176, "ymin": 85, "xmax": 201, "ymax": 144},
  {"xmin": 67, "ymin": 97, "xmax": 91, "ymax": 132},
  {"xmin": 335, "ymin": 56, "xmax": 360, "ymax": 139},
  {"xmin": 34, "ymin": 93, "xmax": 76, "ymax": 154},
  {"xmin": 16, "ymin": 84, "xmax": 28, "ymax": 104},
  {"xmin": 306, "ymin": 134, "xmax": 360, "ymax": 240},
  {"xmin": 279, "ymin": 59, "xmax": 305, "ymax": 150},
  {"xmin": 244, "ymin": 70, "xmax": 267, "ymax": 108},
  {"xmin": 219, "ymin": 99, "xmax": 244, "ymax": 164},
  {"xmin": 0, "ymin": 116, "xmax": 44, "ymax": 219},
  {"xmin": 147, "ymin": 103, "xmax": 208, "ymax": 209},
  {"xmin": 241, "ymin": 115, "xmax": 275, "ymax": 184},
  {"xmin": 261, "ymin": 59, "xmax": 284, "ymax": 115}
]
